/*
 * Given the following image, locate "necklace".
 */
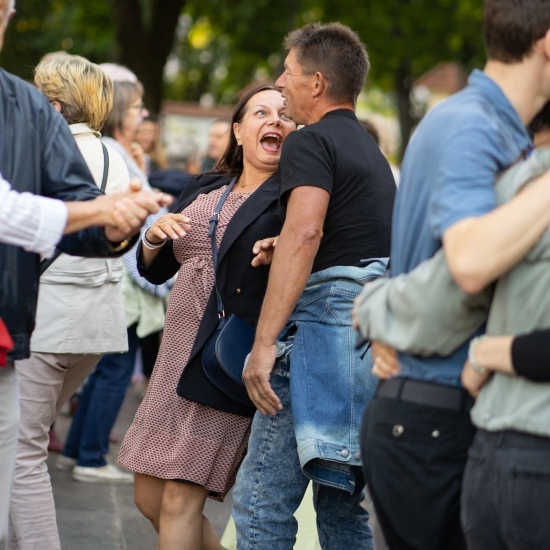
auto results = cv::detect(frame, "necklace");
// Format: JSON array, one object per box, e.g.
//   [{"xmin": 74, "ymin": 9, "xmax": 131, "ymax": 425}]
[{"xmin": 233, "ymin": 178, "xmax": 261, "ymax": 192}]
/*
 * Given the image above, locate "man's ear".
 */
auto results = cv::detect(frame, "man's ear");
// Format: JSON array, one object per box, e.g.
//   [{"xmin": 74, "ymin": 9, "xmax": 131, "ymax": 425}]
[
  {"xmin": 51, "ymin": 100, "xmax": 63, "ymax": 114},
  {"xmin": 312, "ymin": 72, "xmax": 327, "ymax": 98}
]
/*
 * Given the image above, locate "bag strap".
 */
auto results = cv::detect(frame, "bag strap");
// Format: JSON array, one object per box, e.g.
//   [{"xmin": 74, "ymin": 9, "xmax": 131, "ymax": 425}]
[
  {"xmin": 40, "ymin": 142, "xmax": 110, "ymax": 276},
  {"xmin": 100, "ymin": 142, "xmax": 109, "ymax": 192},
  {"xmin": 208, "ymin": 177, "xmax": 237, "ymax": 318}
]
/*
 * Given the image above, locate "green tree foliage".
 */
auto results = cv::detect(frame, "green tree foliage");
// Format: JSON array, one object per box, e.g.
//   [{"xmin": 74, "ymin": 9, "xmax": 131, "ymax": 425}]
[
  {"xmin": 0, "ymin": 0, "xmax": 485, "ymax": 152},
  {"xmin": 1, "ymin": 0, "xmax": 113, "ymax": 82}
]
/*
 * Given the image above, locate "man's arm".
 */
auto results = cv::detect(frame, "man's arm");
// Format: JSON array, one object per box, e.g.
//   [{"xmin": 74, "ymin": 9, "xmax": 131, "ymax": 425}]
[
  {"xmin": 1, "ymin": 174, "xmax": 171, "ymax": 257},
  {"xmin": 243, "ymin": 186, "xmax": 330, "ymax": 415},
  {"xmin": 0, "ymin": 176, "xmax": 68, "ymax": 256},
  {"xmin": 443, "ymin": 169, "xmax": 550, "ymax": 294}
]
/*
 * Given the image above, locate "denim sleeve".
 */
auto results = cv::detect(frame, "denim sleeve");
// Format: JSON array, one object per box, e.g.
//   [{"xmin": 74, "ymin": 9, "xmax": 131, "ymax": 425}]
[{"xmin": 429, "ymin": 122, "xmax": 499, "ymax": 240}]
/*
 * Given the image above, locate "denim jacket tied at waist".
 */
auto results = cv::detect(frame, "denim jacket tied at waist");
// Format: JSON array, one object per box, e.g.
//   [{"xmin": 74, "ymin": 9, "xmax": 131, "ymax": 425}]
[{"xmin": 274, "ymin": 260, "xmax": 388, "ymax": 493}]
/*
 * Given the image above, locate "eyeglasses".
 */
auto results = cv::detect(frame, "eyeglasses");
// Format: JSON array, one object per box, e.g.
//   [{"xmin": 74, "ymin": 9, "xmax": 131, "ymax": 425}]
[{"xmin": 129, "ymin": 102, "xmax": 146, "ymax": 111}]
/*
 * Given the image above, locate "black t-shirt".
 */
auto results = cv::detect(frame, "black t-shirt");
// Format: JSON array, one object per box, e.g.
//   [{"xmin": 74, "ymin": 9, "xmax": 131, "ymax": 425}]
[{"xmin": 279, "ymin": 109, "xmax": 396, "ymax": 273}]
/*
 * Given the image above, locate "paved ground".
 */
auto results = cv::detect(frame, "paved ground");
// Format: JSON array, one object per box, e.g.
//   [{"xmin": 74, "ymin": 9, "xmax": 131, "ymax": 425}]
[
  {"xmin": 49, "ymin": 385, "xmax": 232, "ymax": 550},
  {"xmin": 50, "ymin": 384, "xmax": 385, "ymax": 550}
]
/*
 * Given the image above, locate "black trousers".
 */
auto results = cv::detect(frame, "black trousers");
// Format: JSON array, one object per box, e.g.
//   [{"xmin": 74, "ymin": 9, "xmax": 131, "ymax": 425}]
[
  {"xmin": 360, "ymin": 395, "xmax": 475, "ymax": 550},
  {"xmin": 462, "ymin": 428, "xmax": 550, "ymax": 550}
]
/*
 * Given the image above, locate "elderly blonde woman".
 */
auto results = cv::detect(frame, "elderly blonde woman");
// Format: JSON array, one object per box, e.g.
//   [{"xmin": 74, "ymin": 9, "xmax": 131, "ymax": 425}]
[
  {"xmin": 7, "ymin": 55, "xmax": 130, "ymax": 550},
  {"xmin": 56, "ymin": 67, "xmax": 172, "ymax": 486}
]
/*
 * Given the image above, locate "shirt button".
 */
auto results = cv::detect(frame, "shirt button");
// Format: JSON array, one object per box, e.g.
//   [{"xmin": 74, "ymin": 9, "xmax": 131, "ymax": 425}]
[
  {"xmin": 392, "ymin": 424, "xmax": 404, "ymax": 438},
  {"xmin": 432, "ymin": 430, "xmax": 440, "ymax": 438},
  {"xmin": 235, "ymin": 288, "xmax": 242, "ymax": 294},
  {"xmin": 355, "ymin": 453, "xmax": 361, "ymax": 461},
  {"xmin": 340, "ymin": 449, "xmax": 349, "ymax": 458}
]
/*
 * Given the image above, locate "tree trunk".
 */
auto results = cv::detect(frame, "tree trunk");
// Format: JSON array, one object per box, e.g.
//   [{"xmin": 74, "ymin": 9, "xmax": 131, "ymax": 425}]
[
  {"xmin": 111, "ymin": 0, "xmax": 186, "ymax": 114},
  {"xmin": 394, "ymin": 61, "xmax": 415, "ymax": 161}
]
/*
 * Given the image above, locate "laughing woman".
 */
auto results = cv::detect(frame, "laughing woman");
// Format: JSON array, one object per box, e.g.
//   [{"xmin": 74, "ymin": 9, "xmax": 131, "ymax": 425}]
[{"xmin": 118, "ymin": 85, "xmax": 295, "ymax": 549}]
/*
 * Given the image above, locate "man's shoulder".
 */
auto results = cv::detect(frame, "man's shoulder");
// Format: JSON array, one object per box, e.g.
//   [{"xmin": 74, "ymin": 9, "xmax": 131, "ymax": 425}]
[
  {"xmin": 424, "ymin": 88, "xmax": 501, "ymax": 136},
  {"xmin": 0, "ymin": 68, "xmax": 51, "ymax": 108}
]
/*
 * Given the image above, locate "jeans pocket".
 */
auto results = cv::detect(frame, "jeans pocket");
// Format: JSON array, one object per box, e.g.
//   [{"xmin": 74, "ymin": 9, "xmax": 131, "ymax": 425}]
[{"xmin": 506, "ymin": 454, "xmax": 550, "ymax": 548}]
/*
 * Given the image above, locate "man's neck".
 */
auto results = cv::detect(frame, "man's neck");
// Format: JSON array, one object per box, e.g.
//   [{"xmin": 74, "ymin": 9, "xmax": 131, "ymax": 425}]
[
  {"xmin": 303, "ymin": 100, "xmax": 355, "ymax": 125},
  {"xmin": 484, "ymin": 57, "xmax": 547, "ymax": 126}
]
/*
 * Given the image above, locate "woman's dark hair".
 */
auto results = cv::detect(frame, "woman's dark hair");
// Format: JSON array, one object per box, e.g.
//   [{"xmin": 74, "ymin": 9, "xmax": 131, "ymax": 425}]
[{"xmin": 214, "ymin": 85, "xmax": 280, "ymax": 175}]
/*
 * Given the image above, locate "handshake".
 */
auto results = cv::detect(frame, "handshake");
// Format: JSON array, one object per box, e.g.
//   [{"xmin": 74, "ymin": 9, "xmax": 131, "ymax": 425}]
[{"xmin": 65, "ymin": 179, "xmax": 174, "ymax": 244}]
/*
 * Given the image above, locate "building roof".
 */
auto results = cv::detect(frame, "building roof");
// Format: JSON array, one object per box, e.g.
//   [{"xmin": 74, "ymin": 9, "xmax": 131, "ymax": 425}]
[
  {"xmin": 161, "ymin": 100, "xmax": 233, "ymax": 120},
  {"xmin": 414, "ymin": 62, "xmax": 468, "ymax": 94}
]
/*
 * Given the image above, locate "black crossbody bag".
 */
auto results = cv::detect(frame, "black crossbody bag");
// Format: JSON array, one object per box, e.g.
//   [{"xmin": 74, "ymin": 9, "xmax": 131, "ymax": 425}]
[
  {"xmin": 39, "ymin": 142, "xmax": 110, "ymax": 275},
  {"xmin": 201, "ymin": 178, "xmax": 256, "ymax": 407}
]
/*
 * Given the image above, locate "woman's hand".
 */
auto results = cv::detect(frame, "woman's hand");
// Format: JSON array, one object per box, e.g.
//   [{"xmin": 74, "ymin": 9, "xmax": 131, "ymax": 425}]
[
  {"xmin": 251, "ymin": 236, "xmax": 279, "ymax": 267},
  {"xmin": 461, "ymin": 360, "xmax": 491, "ymax": 397},
  {"xmin": 145, "ymin": 213, "xmax": 192, "ymax": 244}
]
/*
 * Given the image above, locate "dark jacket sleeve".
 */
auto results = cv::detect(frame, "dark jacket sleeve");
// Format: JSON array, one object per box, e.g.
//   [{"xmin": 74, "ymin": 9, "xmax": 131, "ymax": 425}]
[
  {"xmin": 511, "ymin": 329, "xmax": 550, "ymax": 382},
  {"xmin": 137, "ymin": 241, "xmax": 180, "ymax": 284},
  {"xmin": 40, "ymin": 104, "xmax": 129, "ymax": 258}
]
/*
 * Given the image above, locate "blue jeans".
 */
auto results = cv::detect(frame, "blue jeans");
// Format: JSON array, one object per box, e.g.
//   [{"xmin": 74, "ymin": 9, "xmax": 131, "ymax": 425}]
[
  {"xmin": 61, "ymin": 325, "xmax": 138, "ymax": 467},
  {"xmin": 232, "ymin": 362, "xmax": 373, "ymax": 550}
]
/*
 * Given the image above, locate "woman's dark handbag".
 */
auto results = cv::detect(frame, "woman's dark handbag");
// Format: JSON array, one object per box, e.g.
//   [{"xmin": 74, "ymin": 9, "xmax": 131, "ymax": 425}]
[
  {"xmin": 201, "ymin": 178, "xmax": 256, "ymax": 407},
  {"xmin": 202, "ymin": 314, "xmax": 255, "ymax": 406}
]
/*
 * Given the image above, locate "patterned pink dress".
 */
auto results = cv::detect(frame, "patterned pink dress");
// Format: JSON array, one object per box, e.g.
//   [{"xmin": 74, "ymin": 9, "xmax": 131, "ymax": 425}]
[{"xmin": 118, "ymin": 186, "xmax": 253, "ymax": 500}]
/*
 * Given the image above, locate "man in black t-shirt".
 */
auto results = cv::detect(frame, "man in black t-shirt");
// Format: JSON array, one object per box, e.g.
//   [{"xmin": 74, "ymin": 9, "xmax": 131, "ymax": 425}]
[{"xmin": 232, "ymin": 23, "xmax": 396, "ymax": 549}]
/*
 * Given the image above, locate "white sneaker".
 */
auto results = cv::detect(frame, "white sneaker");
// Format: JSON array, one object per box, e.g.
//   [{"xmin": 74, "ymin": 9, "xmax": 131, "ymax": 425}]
[
  {"xmin": 56, "ymin": 455, "xmax": 77, "ymax": 471},
  {"xmin": 72, "ymin": 464, "xmax": 134, "ymax": 484}
]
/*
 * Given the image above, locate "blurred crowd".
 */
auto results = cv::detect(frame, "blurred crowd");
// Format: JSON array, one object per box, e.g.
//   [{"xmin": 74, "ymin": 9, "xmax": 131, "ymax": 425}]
[{"xmin": 2, "ymin": 1, "xmax": 550, "ymax": 550}]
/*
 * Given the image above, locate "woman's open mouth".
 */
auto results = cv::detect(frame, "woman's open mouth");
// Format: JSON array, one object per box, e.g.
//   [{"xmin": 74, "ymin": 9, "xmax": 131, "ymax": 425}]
[{"xmin": 260, "ymin": 133, "xmax": 282, "ymax": 152}]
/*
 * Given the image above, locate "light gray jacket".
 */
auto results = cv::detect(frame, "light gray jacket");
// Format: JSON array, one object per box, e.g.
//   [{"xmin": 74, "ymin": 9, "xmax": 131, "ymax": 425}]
[
  {"xmin": 355, "ymin": 147, "xmax": 550, "ymax": 357},
  {"xmin": 356, "ymin": 147, "xmax": 550, "ymax": 436},
  {"xmin": 30, "ymin": 125, "xmax": 130, "ymax": 354}
]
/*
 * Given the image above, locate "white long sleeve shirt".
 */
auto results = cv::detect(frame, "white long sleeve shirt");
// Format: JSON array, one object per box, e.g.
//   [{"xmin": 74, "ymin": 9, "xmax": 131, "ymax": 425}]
[{"xmin": 0, "ymin": 173, "xmax": 67, "ymax": 257}]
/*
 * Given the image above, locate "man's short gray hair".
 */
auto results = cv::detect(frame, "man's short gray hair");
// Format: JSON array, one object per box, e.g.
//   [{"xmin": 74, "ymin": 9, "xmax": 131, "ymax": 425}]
[{"xmin": 284, "ymin": 22, "xmax": 369, "ymax": 106}]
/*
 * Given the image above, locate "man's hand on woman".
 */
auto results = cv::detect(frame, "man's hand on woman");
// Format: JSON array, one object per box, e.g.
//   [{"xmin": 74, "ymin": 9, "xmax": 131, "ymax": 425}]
[{"xmin": 251, "ymin": 236, "xmax": 279, "ymax": 266}]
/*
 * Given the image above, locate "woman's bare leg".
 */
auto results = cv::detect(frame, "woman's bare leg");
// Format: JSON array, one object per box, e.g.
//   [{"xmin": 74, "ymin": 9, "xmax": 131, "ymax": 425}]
[
  {"xmin": 158, "ymin": 480, "xmax": 222, "ymax": 550},
  {"xmin": 134, "ymin": 473, "xmax": 165, "ymax": 532},
  {"xmin": 202, "ymin": 515, "xmax": 223, "ymax": 550}
]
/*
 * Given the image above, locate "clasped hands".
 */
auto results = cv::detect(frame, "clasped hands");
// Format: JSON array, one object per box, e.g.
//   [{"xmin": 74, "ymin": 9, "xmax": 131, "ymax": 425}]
[{"xmin": 96, "ymin": 179, "xmax": 174, "ymax": 243}]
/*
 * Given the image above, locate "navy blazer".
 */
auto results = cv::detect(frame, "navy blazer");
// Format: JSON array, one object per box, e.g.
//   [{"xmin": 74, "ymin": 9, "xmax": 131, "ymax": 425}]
[{"xmin": 137, "ymin": 172, "xmax": 282, "ymax": 416}]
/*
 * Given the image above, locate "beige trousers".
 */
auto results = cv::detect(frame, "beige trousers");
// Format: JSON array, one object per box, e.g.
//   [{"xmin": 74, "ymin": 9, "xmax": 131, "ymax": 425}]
[{"xmin": 8, "ymin": 353, "xmax": 102, "ymax": 550}]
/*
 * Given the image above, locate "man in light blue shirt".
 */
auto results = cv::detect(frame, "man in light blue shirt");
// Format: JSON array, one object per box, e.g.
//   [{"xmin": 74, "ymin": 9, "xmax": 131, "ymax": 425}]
[{"xmin": 360, "ymin": 0, "xmax": 550, "ymax": 547}]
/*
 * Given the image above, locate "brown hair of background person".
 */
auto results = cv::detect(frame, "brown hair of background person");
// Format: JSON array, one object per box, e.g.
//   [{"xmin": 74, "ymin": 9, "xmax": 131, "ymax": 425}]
[
  {"xmin": 214, "ymin": 84, "xmax": 280, "ymax": 175},
  {"xmin": 483, "ymin": 0, "xmax": 550, "ymax": 62},
  {"xmin": 102, "ymin": 80, "xmax": 144, "ymax": 137},
  {"xmin": 136, "ymin": 114, "xmax": 168, "ymax": 171},
  {"xmin": 34, "ymin": 55, "xmax": 113, "ymax": 132},
  {"xmin": 360, "ymin": 119, "xmax": 380, "ymax": 145},
  {"xmin": 283, "ymin": 22, "xmax": 369, "ymax": 105}
]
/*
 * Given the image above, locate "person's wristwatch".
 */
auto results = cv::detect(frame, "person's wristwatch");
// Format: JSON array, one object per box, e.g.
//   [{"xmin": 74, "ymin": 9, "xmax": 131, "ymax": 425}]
[
  {"xmin": 468, "ymin": 336, "xmax": 487, "ymax": 375},
  {"xmin": 108, "ymin": 238, "xmax": 131, "ymax": 253}
]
